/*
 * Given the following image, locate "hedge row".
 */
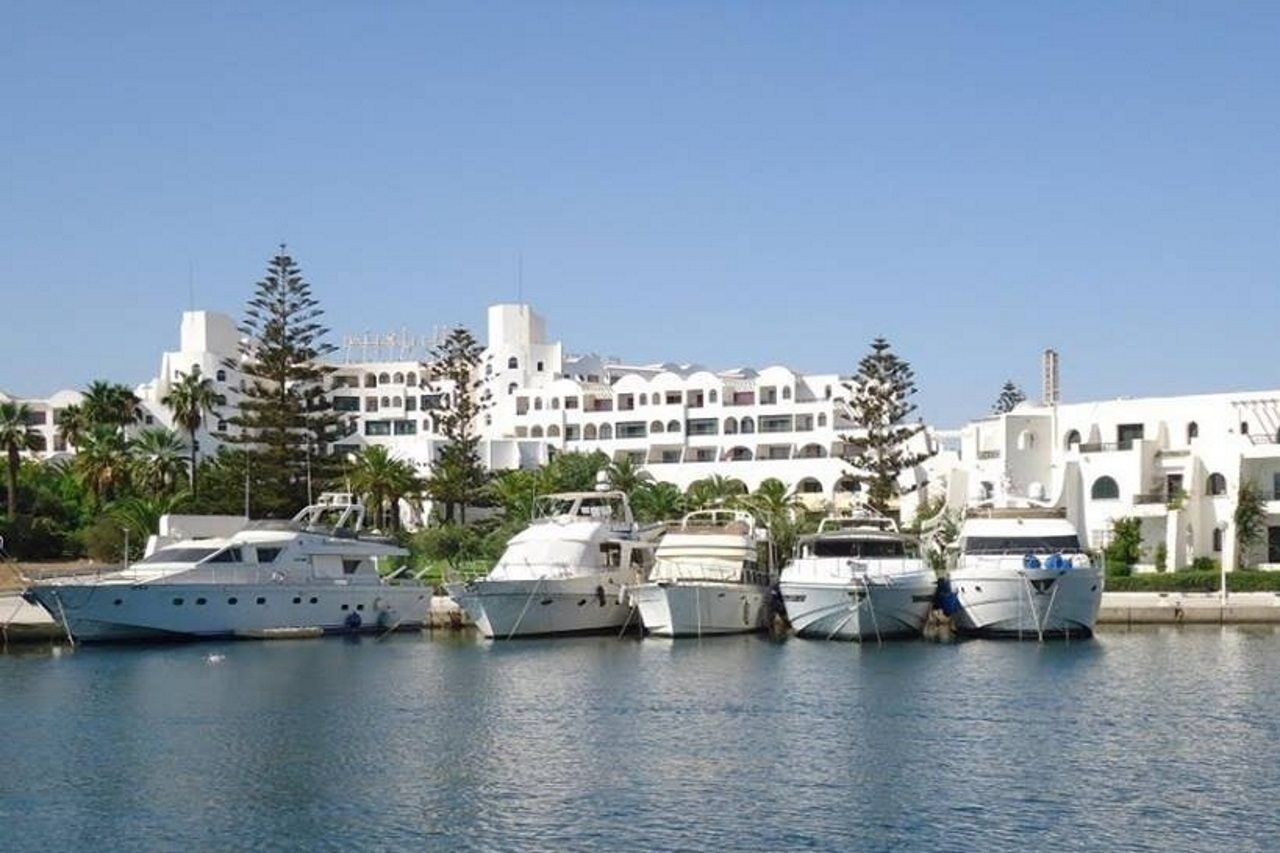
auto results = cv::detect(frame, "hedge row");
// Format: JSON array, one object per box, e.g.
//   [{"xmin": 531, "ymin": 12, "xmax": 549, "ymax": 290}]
[{"xmin": 1105, "ymin": 570, "xmax": 1280, "ymax": 593}]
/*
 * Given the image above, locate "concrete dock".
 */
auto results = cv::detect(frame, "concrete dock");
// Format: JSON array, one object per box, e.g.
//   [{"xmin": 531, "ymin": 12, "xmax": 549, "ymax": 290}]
[{"xmin": 1099, "ymin": 591, "xmax": 1280, "ymax": 625}]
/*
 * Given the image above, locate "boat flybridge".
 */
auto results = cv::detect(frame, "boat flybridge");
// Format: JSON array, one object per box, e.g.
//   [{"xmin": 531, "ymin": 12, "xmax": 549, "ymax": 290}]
[
  {"xmin": 446, "ymin": 490, "xmax": 662, "ymax": 639},
  {"xmin": 628, "ymin": 509, "xmax": 774, "ymax": 638},
  {"xmin": 27, "ymin": 493, "xmax": 429, "ymax": 643},
  {"xmin": 779, "ymin": 510, "xmax": 937, "ymax": 642},
  {"xmin": 950, "ymin": 506, "xmax": 1102, "ymax": 640}
]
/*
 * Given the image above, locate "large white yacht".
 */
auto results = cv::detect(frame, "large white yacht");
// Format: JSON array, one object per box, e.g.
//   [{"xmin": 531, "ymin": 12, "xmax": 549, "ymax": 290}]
[
  {"xmin": 949, "ymin": 507, "xmax": 1102, "ymax": 639},
  {"xmin": 779, "ymin": 511, "xmax": 937, "ymax": 641},
  {"xmin": 447, "ymin": 490, "xmax": 660, "ymax": 639},
  {"xmin": 628, "ymin": 509, "xmax": 773, "ymax": 638},
  {"xmin": 26, "ymin": 494, "xmax": 430, "ymax": 643}
]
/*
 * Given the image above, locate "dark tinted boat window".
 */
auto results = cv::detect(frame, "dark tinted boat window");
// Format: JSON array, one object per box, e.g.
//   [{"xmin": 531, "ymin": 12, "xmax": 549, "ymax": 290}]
[
  {"xmin": 206, "ymin": 547, "xmax": 243, "ymax": 563},
  {"xmin": 137, "ymin": 547, "xmax": 219, "ymax": 565},
  {"xmin": 811, "ymin": 539, "xmax": 908, "ymax": 558},
  {"xmin": 256, "ymin": 547, "xmax": 282, "ymax": 564},
  {"xmin": 963, "ymin": 535, "xmax": 1082, "ymax": 554}
]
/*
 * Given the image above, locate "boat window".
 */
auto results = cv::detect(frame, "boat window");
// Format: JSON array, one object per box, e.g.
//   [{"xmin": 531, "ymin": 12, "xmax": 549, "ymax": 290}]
[
  {"xmin": 811, "ymin": 539, "xmax": 907, "ymax": 558},
  {"xmin": 206, "ymin": 547, "xmax": 243, "ymax": 563},
  {"xmin": 962, "ymin": 535, "xmax": 1083, "ymax": 554},
  {"xmin": 600, "ymin": 543, "xmax": 622, "ymax": 568},
  {"xmin": 256, "ymin": 547, "xmax": 283, "ymax": 563},
  {"xmin": 343, "ymin": 559, "xmax": 362, "ymax": 575},
  {"xmin": 137, "ymin": 547, "xmax": 220, "ymax": 565}
]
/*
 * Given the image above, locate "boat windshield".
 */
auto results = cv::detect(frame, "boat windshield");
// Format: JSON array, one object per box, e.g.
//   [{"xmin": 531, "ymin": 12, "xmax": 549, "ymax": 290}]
[
  {"xmin": 136, "ymin": 547, "xmax": 220, "ymax": 565},
  {"xmin": 810, "ymin": 539, "xmax": 917, "ymax": 558},
  {"xmin": 963, "ymin": 535, "xmax": 1083, "ymax": 554},
  {"xmin": 535, "ymin": 495, "xmax": 625, "ymax": 522}
]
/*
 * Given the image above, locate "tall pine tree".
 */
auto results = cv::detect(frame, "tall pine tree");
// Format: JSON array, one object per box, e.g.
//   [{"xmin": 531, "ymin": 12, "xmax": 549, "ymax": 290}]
[
  {"xmin": 223, "ymin": 247, "xmax": 345, "ymax": 517},
  {"xmin": 841, "ymin": 338, "xmax": 933, "ymax": 514},
  {"xmin": 992, "ymin": 380, "xmax": 1026, "ymax": 414},
  {"xmin": 424, "ymin": 327, "xmax": 491, "ymax": 522}
]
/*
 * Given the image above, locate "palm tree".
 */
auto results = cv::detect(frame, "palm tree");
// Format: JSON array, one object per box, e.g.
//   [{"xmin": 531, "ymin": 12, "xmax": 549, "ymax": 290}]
[
  {"xmin": 630, "ymin": 481, "xmax": 685, "ymax": 523},
  {"xmin": 345, "ymin": 446, "xmax": 420, "ymax": 531},
  {"xmin": 74, "ymin": 425, "xmax": 132, "ymax": 506},
  {"xmin": 55, "ymin": 403, "xmax": 90, "ymax": 450},
  {"xmin": 82, "ymin": 380, "xmax": 141, "ymax": 430},
  {"xmin": 160, "ymin": 367, "xmax": 221, "ymax": 496},
  {"xmin": 604, "ymin": 456, "xmax": 652, "ymax": 496},
  {"xmin": 737, "ymin": 478, "xmax": 806, "ymax": 568},
  {"xmin": 684, "ymin": 474, "xmax": 748, "ymax": 511},
  {"xmin": 0, "ymin": 402, "xmax": 41, "ymax": 519},
  {"xmin": 108, "ymin": 493, "xmax": 191, "ymax": 561},
  {"xmin": 131, "ymin": 428, "xmax": 190, "ymax": 497}
]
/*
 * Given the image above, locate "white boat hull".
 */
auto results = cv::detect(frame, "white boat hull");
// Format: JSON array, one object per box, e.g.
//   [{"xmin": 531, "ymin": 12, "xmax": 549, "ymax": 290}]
[
  {"xmin": 780, "ymin": 577, "xmax": 935, "ymax": 641},
  {"xmin": 631, "ymin": 581, "xmax": 771, "ymax": 637},
  {"xmin": 27, "ymin": 582, "xmax": 431, "ymax": 643},
  {"xmin": 447, "ymin": 573, "xmax": 635, "ymax": 638},
  {"xmin": 950, "ymin": 568, "xmax": 1102, "ymax": 638}
]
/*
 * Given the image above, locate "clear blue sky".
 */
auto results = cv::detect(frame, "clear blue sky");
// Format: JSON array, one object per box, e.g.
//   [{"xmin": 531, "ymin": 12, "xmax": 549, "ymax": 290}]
[{"xmin": 3, "ymin": 2, "xmax": 1278, "ymax": 425}]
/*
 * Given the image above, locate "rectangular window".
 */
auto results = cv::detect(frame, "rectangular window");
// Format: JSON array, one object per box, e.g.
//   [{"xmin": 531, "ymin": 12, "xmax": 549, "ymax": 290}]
[
  {"xmin": 421, "ymin": 394, "xmax": 445, "ymax": 410},
  {"xmin": 665, "ymin": 392, "xmax": 682, "ymax": 405},
  {"xmin": 1269, "ymin": 527, "xmax": 1280, "ymax": 564},
  {"xmin": 332, "ymin": 396, "xmax": 360, "ymax": 412},
  {"xmin": 1117, "ymin": 423, "xmax": 1145, "ymax": 448},
  {"xmin": 565, "ymin": 424, "xmax": 581, "ymax": 440},
  {"xmin": 689, "ymin": 448, "xmax": 716, "ymax": 462},
  {"xmin": 618, "ymin": 394, "xmax": 635, "ymax": 411},
  {"xmin": 616, "ymin": 421, "xmax": 647, "ymax": 439},
  {"xmin": 759, "ymin": 387, "xmax": 777, "ymax": 405},
  {"xmin": 760, "ymin": 415, "xmax": 794, "ymax": 433},
  {"xmin": 1273, "ymin": 473, "xmax": 1280, "ymax": 501},
  {"xmin": 256, "ymin": 547, "xmax": 282, "ymax": 563},
  {"xmin": 394, "ymin": 420, "xmax": 417, "ymax": 435},
  {"xmin": 405, "ymin": 396, "xmax": 417, "ymax": 412},
  {"xmin": 364, "ymin": 421, "xmax": 391, "ymax": 436},
  {"xmin": 686, "ymin": 418, "xmax": 718, "ymax": 436}
]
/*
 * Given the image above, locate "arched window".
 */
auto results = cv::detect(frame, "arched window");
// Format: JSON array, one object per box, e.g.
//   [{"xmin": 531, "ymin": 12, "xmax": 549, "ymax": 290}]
[
  {"xmin": 381, "ymin": 397, "xmax": 390, "ymax": 407},
  {"xmin": 1064, "ymin": 429, "xmax": 1081, "ymax": 450},
  {"xmin": 215, "ymin": 369, "xmax": 227, "ymax": 382},
  {"xmin": 798, "ymin": 443, "xmax": 825, "ymax": 459},
  {"xmin": 667, "ymin": 420, "xmax": 681, "ymax": 433},
  {"xmin": 1017, "ymin": 430, "xmax": 1037, "ymax": 451},
  {"xmin": 727, "ymin": 446, "xmax": 752, "ymax": 461},
  {"xmin": 650, "ymin": 420, "xmax": 663, "ymax": 433},
  {"xmin": 507, "ymin": 383, "xmax": 518, "ymax": 395},
  {"xmin": 741, "ymin": 417, "xmax": 755, "ymax": 434},
  {"xmin": 584, "ymin": 424, "xmax": 598, "ymax": 440},
  {"xmin": 547, "ymin": 425, "xmax": 561, "ymax": 438},
  {"xmin": 1213, "ymin": 527, "xmax": 1223, "ymax": 552},
  {"xmin": 378, "ymin": 373, "xmax": 390, "ymax": 384},
  {"xmin": 1185, "ymin": 422, "xmax": 1198, "ymax": 442},
  {"xmin": 708, "ymin": 389, "xmax": 718, "ymax": 404},
  {"xmin": 835, "ymin": 476, "xmax": 860, "ymax": 493},
  {"xmin": 599, "ymin": 424, "xmax": 613, "ymax": 440},
  {"xmin": 551, "ymin": 398, "xmax": 560, "ymax": 410},
  {"xmin": 393, "ymin": 372, "xmax": 404, "ymax": 384},
  {"xmin": 530, "ymin": 425, "xmax": 543, "ymax": 438},
  {"xmin": 507, "ymin": 357, "xmax": 518, "ymax": 370},
  {"xmin": 783, "ymin": 387, "xmax": 792, "ymax": 400},
  {"xmin": 724, "ymin": 417, "xmax": 738, "ymax": 434},
  {"xmin": 639, "ymin": 394, "xmax": 648, "ymax": 406},
  {"xmin": 1091, "ymin": 476, "xmax": 1120, "ymax": 500},
  {"xmin": 364, "ymin": 373, "xmax": 377, "ymax": 388},
  {"xmin": 406, "ymin": 374, "xmax": 417, "ymax": 387},
  {"xmin": 817, "ymin": 414, "xmax": 827, "ymax": 427},
  {"xmin": 1207, "ymin": 473, "xmax": 1227, "ymax": 496},
  {"xmin": 796, "ymin": 477, "xmax": 823, "ymax": 494},
  {"xmin": 534, "ymin": 398, "xmax": 543, "ymax": 410}
]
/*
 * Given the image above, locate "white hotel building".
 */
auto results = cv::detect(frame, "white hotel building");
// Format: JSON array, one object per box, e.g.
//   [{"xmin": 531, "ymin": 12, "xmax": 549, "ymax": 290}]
[{"xmin": 7, "ymin": 303, "xmax": 929, "ymax": 515}]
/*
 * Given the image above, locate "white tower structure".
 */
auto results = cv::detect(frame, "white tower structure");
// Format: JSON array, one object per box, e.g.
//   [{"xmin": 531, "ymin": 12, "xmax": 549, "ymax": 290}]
[{"xmin": 1042, "ymin": 348, "xmax": 1060, "ymax": 406}]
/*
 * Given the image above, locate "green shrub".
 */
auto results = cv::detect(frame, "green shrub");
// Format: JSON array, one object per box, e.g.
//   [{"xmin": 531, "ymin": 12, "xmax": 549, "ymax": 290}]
[
  {"xmin": 0, "ymin": 515, "xmax": 74, "ymax": 560},
  {"xmin": 1105, "ymin": 570, "xmax": 1280, "ymax": 593},
  {"xmin": 1190, "ymin": 556, "xmax": 1220, "ymax": 573},
  {"xmin": 79, "ymin": 517, "xmax": 128, "ymax": 564},
  {"xmin": 1154, "ymin": 542, "xmax": 1168, "ymax": 573},
  {"xmin": 1105, "ymin": 518, "xmax": 1143, "ymax": 571}
]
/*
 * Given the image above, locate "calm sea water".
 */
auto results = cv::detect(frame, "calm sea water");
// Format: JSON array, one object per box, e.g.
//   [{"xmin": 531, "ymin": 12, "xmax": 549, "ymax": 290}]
[{"xmin": 3, "ymin": 628, "xmax": 1279, "ymax": 851}]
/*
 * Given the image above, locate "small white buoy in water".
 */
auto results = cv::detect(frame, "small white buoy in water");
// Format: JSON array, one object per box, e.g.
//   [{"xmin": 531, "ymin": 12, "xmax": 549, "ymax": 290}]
[{"xmin": 205, "ymin": 653, "xmax": 226, "ymax": 665}]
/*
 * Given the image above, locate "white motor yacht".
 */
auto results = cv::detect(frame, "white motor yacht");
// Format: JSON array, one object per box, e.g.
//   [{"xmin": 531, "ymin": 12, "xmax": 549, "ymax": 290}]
[
  {"xmin": 629, "ymin": 509, "xmax": 773, "ymax": 638},
  {"xmin": 950, "ymin": 507, "xmax": 1102, "ymax": 639},
  {"xmin": 446, "ymin": 490, "xmax": 660, "ymax": 639},
  {"xmin": 27, "ymin": 494, "xmax": 429, "ymax": 643},
  {"xmin": 779, "ymin": 511, "xmax": 936, "ymax": 641}
]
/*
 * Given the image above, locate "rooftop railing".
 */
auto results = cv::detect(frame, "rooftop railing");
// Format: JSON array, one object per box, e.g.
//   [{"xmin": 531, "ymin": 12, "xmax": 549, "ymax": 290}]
[{"xmin": 1079, "ymin": 439, "xmax": 1136, "ymax": 453}]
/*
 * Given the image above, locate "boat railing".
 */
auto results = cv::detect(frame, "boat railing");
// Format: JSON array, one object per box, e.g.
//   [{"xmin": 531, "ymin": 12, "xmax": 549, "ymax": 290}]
[{"xmin": 958, "ymin": 553, "xmax": 1095, "ymax": 571}]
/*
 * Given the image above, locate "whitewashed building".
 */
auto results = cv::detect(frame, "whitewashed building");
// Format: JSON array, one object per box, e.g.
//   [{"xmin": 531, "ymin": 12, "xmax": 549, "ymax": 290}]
[{"xmin": 939, "ymin": 392, "xmax": 1280, "ymax": 570}]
